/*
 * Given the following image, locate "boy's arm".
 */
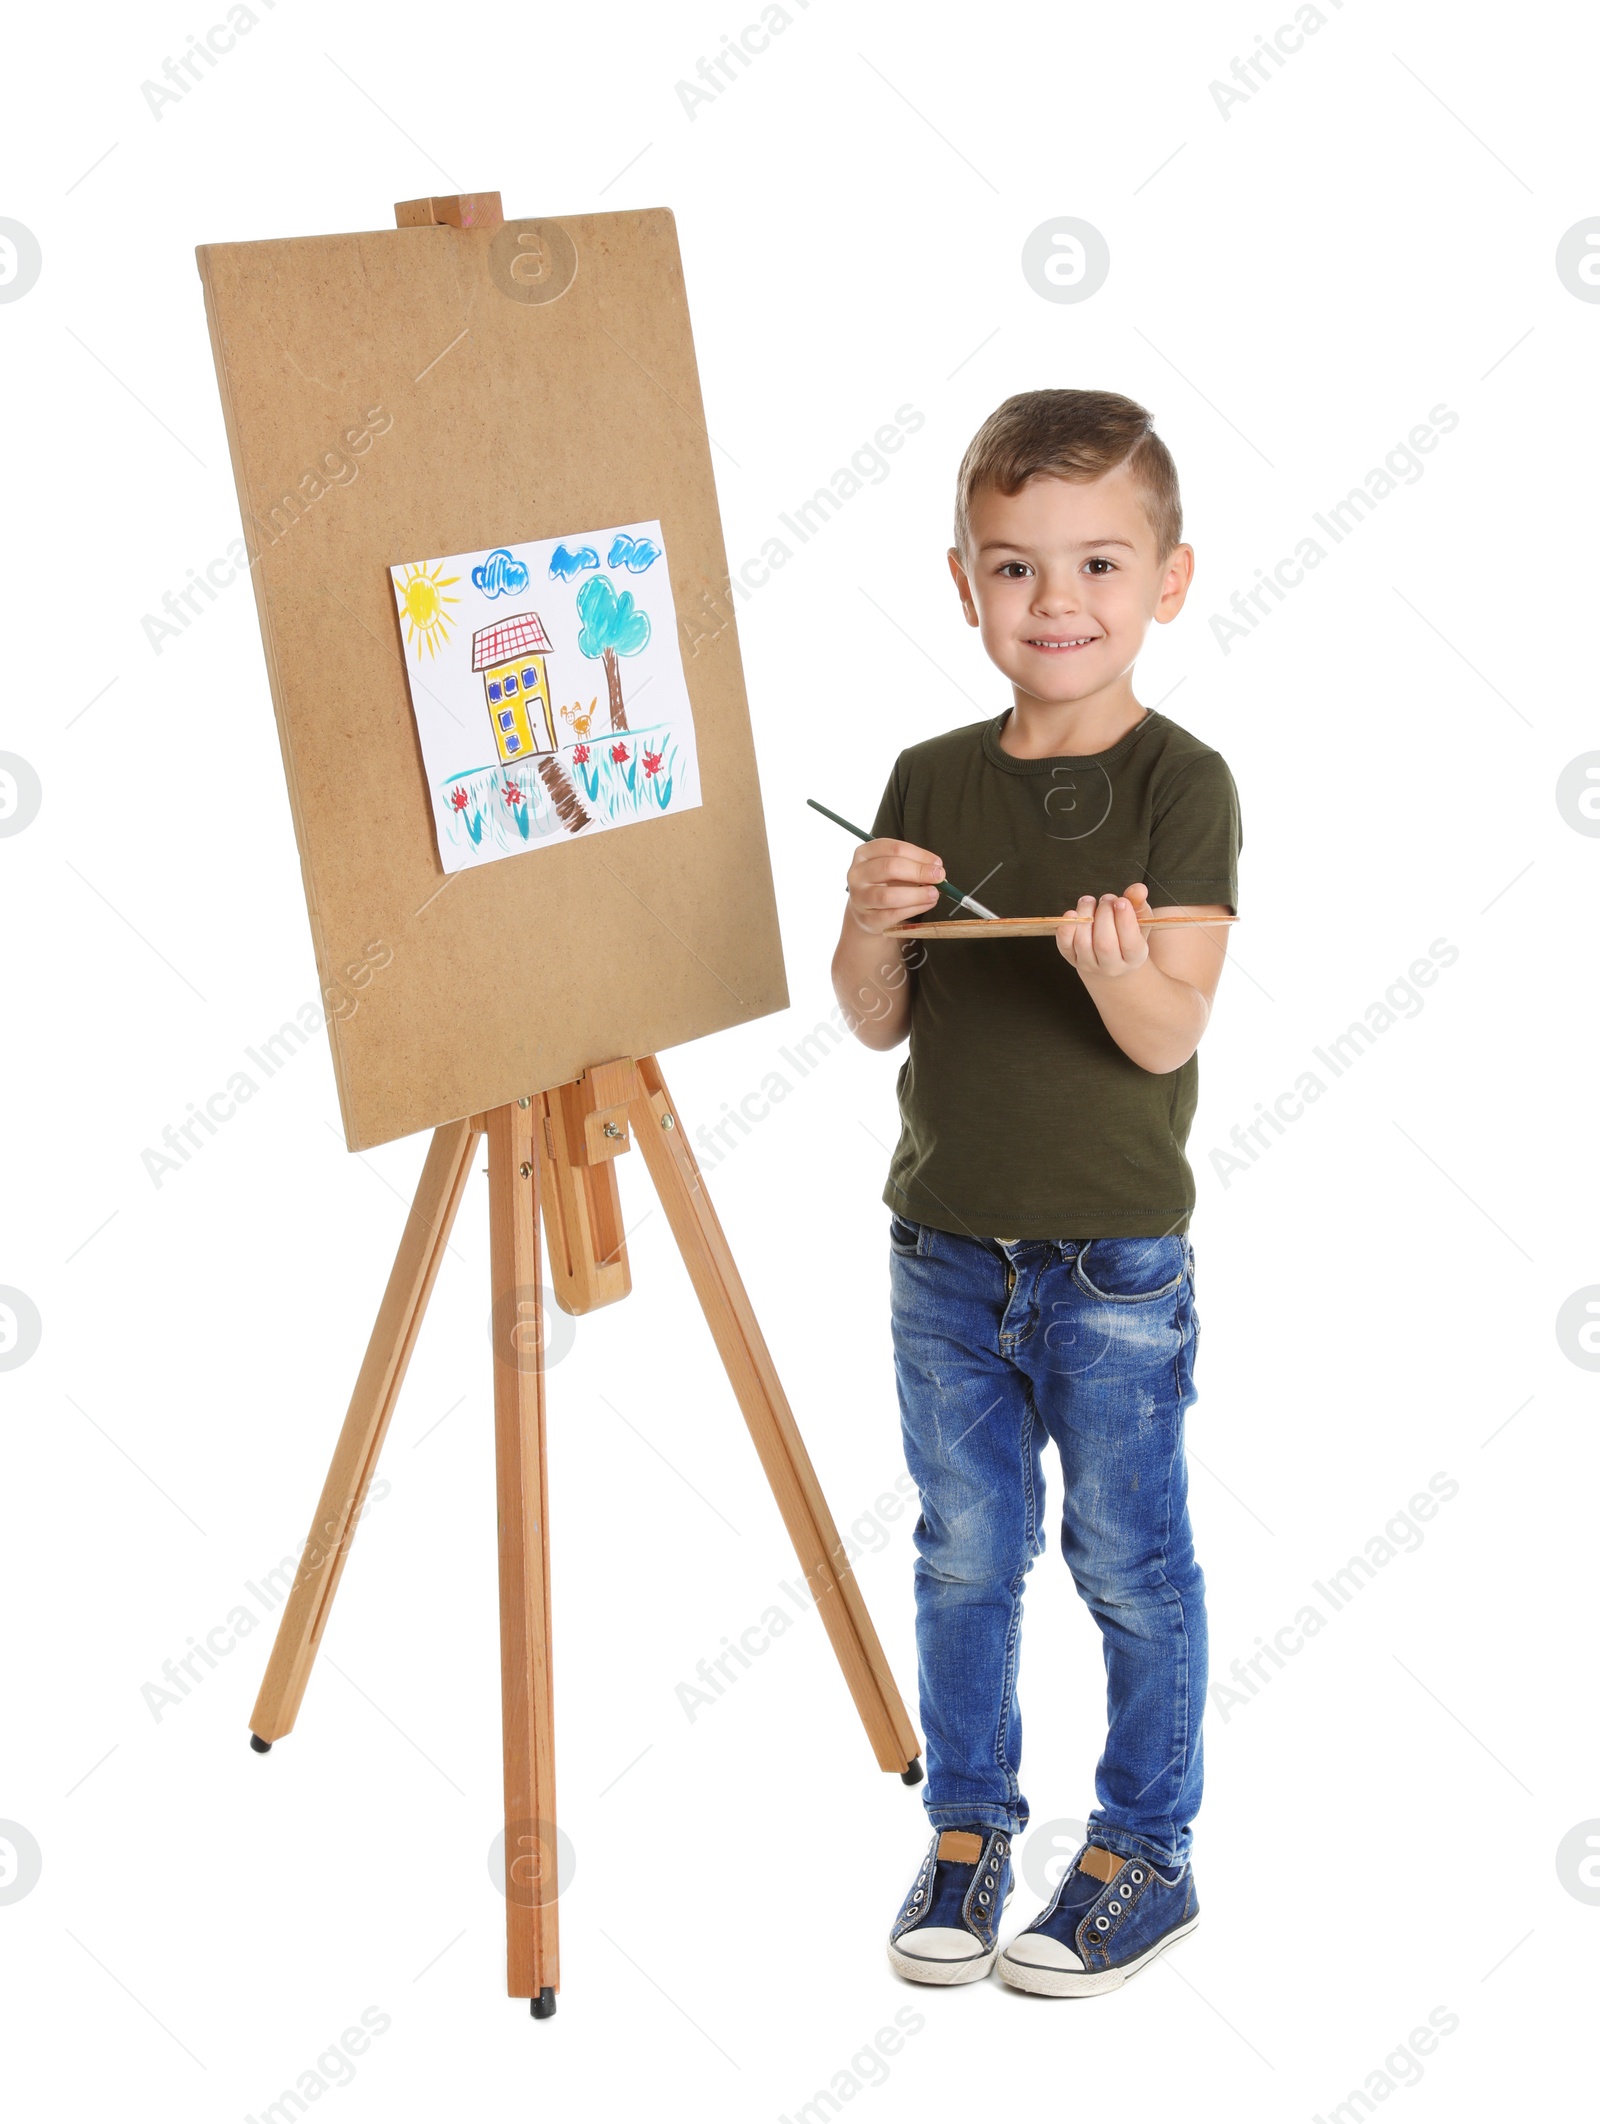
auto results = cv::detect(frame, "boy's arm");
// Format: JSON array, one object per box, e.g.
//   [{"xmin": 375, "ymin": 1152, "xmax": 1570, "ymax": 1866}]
[
  {"xmin": 832, "ymin": 838, "xmax": 945, "ymax": 1051},
  {"xmin": 1056, "ymin": 883, "xmax": 1231, "ymax": 1073}
]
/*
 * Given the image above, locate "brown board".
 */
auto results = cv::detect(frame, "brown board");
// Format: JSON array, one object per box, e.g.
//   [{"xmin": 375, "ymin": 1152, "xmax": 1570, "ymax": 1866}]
[{"xmin": 197, "ymin": 206, "xmax": 787, "ymax": 1150}]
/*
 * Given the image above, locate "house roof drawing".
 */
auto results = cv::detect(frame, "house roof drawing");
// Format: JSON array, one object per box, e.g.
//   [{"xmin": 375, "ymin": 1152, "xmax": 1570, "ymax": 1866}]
[{"xmin": 472, "ymin": 610, "xmax": 553, "ymax": 670}]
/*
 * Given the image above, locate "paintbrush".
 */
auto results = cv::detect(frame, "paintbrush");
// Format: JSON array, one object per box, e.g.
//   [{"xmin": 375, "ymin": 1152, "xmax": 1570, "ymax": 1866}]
[{"xmin": 806, "ymin": 798, "xmax": 1000, "ymax": 920}]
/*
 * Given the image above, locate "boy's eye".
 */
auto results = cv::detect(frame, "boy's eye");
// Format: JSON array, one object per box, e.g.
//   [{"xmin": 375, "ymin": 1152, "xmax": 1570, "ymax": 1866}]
[{"xmin": 990, "ymin": 556, "xmax": 1116, "ymax": 579}]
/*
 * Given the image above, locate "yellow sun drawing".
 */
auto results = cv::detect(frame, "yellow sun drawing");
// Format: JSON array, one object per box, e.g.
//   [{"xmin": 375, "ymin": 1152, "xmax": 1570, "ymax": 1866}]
[{"xmin": 395, "ymin": 562, "xmax": 460, "ymax": 658}]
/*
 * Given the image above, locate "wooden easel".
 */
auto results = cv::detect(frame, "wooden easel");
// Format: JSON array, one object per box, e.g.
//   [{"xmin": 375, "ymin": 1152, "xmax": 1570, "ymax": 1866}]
[{"xmin": 246, "ymin": 1055, "xmax": 922, "ymax": 2016}]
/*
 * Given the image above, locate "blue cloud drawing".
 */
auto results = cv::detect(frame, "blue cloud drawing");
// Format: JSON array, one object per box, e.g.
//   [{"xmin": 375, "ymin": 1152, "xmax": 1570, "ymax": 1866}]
[
  {"xmin": 549, "ymin": 543, "xmax": 600, "ymax": 582},
  {"xmin": 607, "ymin": 531, "xmax": 661, "ymax": 573},
  {"xmin": 471, "ymin": 547, "xmax": 530, "ymax": 597}
]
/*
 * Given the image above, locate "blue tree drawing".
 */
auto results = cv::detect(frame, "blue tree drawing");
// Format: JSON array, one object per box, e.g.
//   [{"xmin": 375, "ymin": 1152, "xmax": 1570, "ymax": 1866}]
[{"xmin": 575, "ymin": 574, "xmax": 651, "ymax": 732}]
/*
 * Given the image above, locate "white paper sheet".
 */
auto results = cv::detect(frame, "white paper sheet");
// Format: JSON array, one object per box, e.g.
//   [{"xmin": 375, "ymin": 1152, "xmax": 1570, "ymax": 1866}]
[{"xmin": 389, "ymin": 520, "xmax": 702, "ymax": 874}]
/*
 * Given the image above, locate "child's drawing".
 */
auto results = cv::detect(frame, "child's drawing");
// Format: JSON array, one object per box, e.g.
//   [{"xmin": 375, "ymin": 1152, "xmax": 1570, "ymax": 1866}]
[
  {"xmin": 558, "ymin": 697, "xmax": 599, "ymax": 739},
  {"xmin": 576, "ymin": 574, "xmax": 650, "ymax": 731},
  {"xmin": 395, "ymin": 561, "xmax": 460, "ymax": 657},
  {"xmin": 471, "ymin": 547, "xmax": 530, "ymax": 598},
  {"xmin": 549, "ymin": 542, "xmax": 600, "ymax": 581},
  {"xmin": 608, "ymin": 530, "xmax": 661, "ymax": 571},
  {"xmin": 389, "ymin": 520, "xmax": 701, "ymax": 875},
  {"xmin": 474, "ymin": 609, "xmax": 557, "ymax": 761}
]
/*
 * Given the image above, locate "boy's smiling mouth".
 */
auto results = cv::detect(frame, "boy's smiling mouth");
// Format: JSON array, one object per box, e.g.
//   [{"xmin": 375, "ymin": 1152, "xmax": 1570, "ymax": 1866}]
[{"xmin": 1023, "ymin": 632, "xmax": 1101, "ymax": 651}]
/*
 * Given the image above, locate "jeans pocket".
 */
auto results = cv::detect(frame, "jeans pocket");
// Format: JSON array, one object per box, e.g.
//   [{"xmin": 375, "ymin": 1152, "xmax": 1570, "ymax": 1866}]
[
  {"xmin": 889, "ymin": 1212, "xmax": 923, "ymax": 1258},
  {"xmin": 1072, "ymin": 1235, "xmax": 1188, "ymax": 1304}
]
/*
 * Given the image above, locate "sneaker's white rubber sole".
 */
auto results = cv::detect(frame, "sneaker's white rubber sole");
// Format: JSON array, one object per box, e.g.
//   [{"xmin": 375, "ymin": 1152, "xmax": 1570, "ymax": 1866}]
[
  {"xmin": 886, "ymin": 1937, "xmax": 1000, "ymax": 1986},
  {"xmin": 887, "ymin": 1886, "xmax": 1014, "ymax": 1987},
  {"xmin": 996, "ymin": 1913, "xmax": 1200, "ymax": 1997}
]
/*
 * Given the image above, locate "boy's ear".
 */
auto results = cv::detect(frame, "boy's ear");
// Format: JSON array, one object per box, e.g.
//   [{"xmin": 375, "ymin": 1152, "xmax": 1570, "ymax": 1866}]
[
  {"xmin": 1153, "ymin": 543, "xmax": 1196, "ymax": 623},
  {"xmin": 947, "ymin": 546, "xmax": 979, "ymax": 626}
]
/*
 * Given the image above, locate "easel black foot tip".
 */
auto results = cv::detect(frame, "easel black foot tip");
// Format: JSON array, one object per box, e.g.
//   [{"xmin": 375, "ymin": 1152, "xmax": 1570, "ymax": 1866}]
[
  {"xmin": 900, "ymin": 1757, "xmax": 924, "ymax": 1786},
  {"xmin": 249, "ymin": 1733, "xmax": 272, "ymax": 1754},
  {"xmin": 530, "ymin": 1989, "xmax": 557, "ymax": 2020}
]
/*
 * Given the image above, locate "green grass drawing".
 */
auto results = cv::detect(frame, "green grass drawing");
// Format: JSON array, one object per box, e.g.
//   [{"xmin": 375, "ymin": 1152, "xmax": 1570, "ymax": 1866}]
[{"xmin": 441, "ymin": 723, "xmax": 684, "ymax": 859}]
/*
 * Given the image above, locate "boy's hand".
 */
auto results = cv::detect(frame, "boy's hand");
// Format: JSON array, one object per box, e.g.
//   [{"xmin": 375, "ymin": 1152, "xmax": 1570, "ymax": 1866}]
[
  {"xmin": 1056, "ymin": 882, "xmax": 1152, "ymax": 976},
  {"xmin": 844, "ymin": 839, "xmax": 946, "ymax": 936}
]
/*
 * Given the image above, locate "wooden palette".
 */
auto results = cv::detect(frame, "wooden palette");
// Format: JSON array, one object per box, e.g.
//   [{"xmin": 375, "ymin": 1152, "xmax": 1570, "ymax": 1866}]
[{"xmin": 886, "ymin": 914, "xmax": 1238, "ymax": 939}]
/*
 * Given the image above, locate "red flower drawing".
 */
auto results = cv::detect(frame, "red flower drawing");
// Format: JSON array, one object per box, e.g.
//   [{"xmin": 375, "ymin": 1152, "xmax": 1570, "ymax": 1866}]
[
  {"xmin": 572, "ymin": 743, "xmax": 590, "ymax": 763},
  {"xmin": 450, "ymin": 787, "xmax": 470, "ymax": 812},
  {"xmin": 643, "ymin": 749, "xmax": 663, "ymax": 777},
  {"xmin": 502, "ymin": 780, "xmax": 525, "ymax": 807},
  {"xmin": 611, "ymin": 742, "xmax": 630, "ymax": 764}
]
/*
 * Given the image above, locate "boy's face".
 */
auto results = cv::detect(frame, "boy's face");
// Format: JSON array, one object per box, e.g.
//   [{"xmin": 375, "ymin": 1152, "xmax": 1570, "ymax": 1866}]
[{"xmin": 948, "ymin": 465, "xmax": 1193, "ymax": 712}]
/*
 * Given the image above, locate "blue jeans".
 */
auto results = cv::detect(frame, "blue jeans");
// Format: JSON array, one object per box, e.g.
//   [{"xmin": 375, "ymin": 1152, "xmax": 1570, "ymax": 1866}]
[{"xmin": 889, "ymin": 1217, "xmax": 1206, "ymax": 1874}]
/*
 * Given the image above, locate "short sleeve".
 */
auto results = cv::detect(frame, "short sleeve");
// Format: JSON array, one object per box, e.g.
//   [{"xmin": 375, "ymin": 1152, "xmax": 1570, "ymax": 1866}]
[
  {"xmin": 869, "ymin": 756, "xmax": 908, "ymax": 843},
  {"xmin": 1143, "ymin": 751, "xmax": 1242, "ymax": 913}
]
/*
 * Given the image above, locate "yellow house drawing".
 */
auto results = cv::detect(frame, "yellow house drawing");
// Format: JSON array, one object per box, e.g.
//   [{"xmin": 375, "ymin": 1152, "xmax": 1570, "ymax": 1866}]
[{"xmin": 472, "ymin": 610, "xmax": 557, "ymax": 764}]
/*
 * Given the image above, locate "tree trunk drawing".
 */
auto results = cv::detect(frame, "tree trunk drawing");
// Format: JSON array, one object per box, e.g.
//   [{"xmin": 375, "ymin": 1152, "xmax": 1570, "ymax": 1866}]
[
  {"xmin": 537, "ymin": 755, "xmax": 591, "ymax": 835},
  {"xmin": 603, "ymin": 647, "xmax": 628, "ymax": 731}
]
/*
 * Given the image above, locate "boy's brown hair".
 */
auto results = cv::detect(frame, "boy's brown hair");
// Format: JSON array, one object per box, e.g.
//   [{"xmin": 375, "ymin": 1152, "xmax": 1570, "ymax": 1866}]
[{"xmin": 953, "ymin": 388, "xmax": 1182, "ymax": 563}]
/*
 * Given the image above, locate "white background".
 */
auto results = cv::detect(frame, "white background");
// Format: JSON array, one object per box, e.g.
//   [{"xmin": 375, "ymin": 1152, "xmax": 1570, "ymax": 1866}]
[{"xmin": 2, "ymin": 2, "xmax": 1596, "ymax": 2118}]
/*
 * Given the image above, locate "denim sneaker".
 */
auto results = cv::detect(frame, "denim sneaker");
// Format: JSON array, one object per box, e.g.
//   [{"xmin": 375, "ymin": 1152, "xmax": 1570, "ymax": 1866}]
[
  {"xmin": 887, "ymin": 1826, "xmax": 1013, "ymax": 1985},
  {"xmin": 997, "ymin": 1842, "xmax": 1198, "ymax": 1997}
]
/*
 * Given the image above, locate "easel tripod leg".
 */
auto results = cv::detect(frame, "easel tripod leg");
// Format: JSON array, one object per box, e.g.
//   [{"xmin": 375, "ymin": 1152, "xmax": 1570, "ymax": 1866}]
[
  {"xmin": 628, "ymin": 1058, "xmax": 922, "ymax": 1780},
  {"xmin": 486, "ymin": 1101, "xmax": 560, "ymax": 2009},
  {"xmin": 248, "ymin": 1118, "xmax": 479, "ymax": 1748}
]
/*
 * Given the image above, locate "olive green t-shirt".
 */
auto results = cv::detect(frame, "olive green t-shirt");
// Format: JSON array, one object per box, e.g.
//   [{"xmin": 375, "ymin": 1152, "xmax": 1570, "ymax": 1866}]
[{"xmin": 869, "ymin": 708, "xmax": 1242, "ymax": 1241}]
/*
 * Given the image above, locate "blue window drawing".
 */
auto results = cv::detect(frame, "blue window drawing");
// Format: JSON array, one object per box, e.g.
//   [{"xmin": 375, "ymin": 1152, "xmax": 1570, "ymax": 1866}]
[
  {"xmin": 505, "ymin": 734, "xmax": 522, "ymax": 754},
  {"xmin": 498, "ymin": 709, "xmax": 516, "ymax": 731},
  {"xmin": 520, "ymin": 667, "xmax": 540, "ymax": 689},
  {"xmin": 487, "ymin": 680, "xmax": 502, "ymax": 703},
  {"xmin": 503, "ymin": 673, "xmax": 519, "ymax": 695}
]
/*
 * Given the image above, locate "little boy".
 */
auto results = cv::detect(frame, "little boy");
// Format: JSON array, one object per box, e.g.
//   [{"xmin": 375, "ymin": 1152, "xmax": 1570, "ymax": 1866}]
[{"xmin": 831, "ymin": 389, "xmax": 1241, "ymax": 1997}]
